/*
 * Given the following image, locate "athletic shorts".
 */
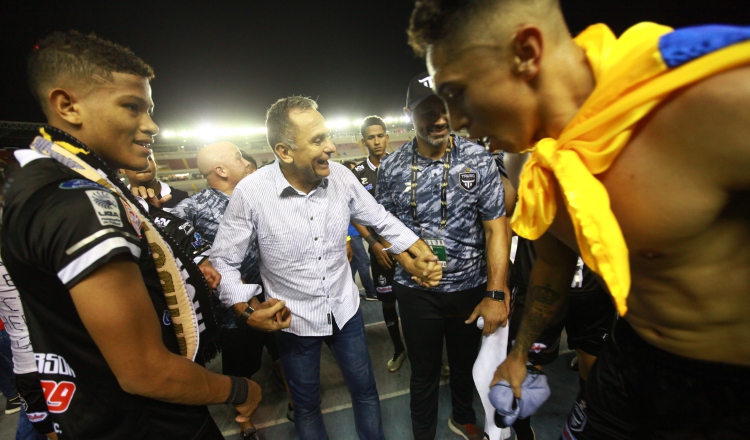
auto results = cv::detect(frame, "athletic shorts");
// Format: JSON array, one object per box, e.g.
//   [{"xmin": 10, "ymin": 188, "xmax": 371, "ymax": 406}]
[
  {"xmin": 508, "ymin": 285, "xmax": 615, "ymax": 365},
  {"xmin": 369, "ymin": 246, "xmax": 396, "ymax": 302},
  {"xmin": 564, "ymin": 318, "xmax": 750, "ymax": 439}
]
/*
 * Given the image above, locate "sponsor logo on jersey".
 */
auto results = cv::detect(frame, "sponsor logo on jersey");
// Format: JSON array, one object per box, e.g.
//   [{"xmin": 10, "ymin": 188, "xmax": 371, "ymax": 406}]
[
  {"xmin": 154, "ymin": 217, "xmax": 171, "ymax": 228},
  {"xmin": 354, "ymin": 164, "xmax": 365, "ymax": 172},
  {"xmin": 85, "ymin": 190, "xmax": 123, "ymax": 228},
  {"xmin": 35, "ymin": 353, "xmax": 76, "ymax": 377},
  {"xmin": 163, "ymin": 310, "xmax": 172, "ymax": 325},
  {"xmin": 360, "ymin": 177, "xmax": 369, "ymax": 185},
  {"xmin": 376, "ymin": 286, "xmax": 392, "ymax": 293},
  {"xmin": 459, "ymin": 172, "xmax": 477, "ymax": 191},
  {"xmin": 178, "ymin": 222, "xmax": 194, "ymax": 235},
  {"xmin": 41, "ymin": 380, "xmax": 76, "ymax": 414},
  {"xmin": 124, "ymin": 203, "xmax": 142, "ymax": 237},
  {"xmin": 59, "ymin": 179, "xmax": 106, "ymax": 190},
  {"xmin": 378, "ymin": 275, "xmax": 386, "ymax": 286},
  {"xmin": 529, "ymin": 342, "xmax": 548, "ymax": 353},
  {"xmin": 565, "ymin": 398, "xmax": 587, "ymax": 433},
  {"xmin": 364, "ymin": 183, "xmax": 373, "ymax": 191},
  {"xmin": 26, "ymin": 412, "xmax": 49, "ymax": 422},
  {"xmin": 191, "ymin": 232, "xmax": 206, "ymax": 249}
]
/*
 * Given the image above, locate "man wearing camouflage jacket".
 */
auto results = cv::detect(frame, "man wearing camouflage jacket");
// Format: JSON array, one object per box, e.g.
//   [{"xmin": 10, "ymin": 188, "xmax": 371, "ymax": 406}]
[{"xmin": 375, "ymin": 73, "xmax": 510, "ymax": 440}]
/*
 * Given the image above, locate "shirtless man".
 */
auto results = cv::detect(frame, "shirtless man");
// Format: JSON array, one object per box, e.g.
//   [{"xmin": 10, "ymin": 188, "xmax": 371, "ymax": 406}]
[{"xmin": 407, "ymin": 0, "xmax": 750, "ymax": 438}]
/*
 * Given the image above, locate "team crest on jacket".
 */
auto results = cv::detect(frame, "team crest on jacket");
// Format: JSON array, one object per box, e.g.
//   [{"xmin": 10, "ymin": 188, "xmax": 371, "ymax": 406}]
[{"xmin": 459, "ymin": 172, "xmax": 477, "ymax": 191}]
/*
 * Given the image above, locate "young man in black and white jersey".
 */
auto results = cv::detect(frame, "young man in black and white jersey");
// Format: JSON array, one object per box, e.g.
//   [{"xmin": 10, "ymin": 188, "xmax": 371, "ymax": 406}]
[
  {"xmin": 351, "ymin": 116, "xmax": 408, "ymax": 373},
  {"xmin": 0, "ymin": 31, "xmax": 282, "ymax": 439}
]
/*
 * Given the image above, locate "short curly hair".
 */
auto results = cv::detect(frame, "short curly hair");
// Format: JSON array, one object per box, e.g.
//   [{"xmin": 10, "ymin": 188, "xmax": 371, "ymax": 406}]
[
  {"xmin": 28, "ymin": 30, "xmax": 154, "ymax": 109},
  {"xmin": 360, "ymin": 116, "xmax": 387, "ymax": 139},
  {"xmin": 408, "ymin": 0, "xmax": 560, "ymax": 57}
]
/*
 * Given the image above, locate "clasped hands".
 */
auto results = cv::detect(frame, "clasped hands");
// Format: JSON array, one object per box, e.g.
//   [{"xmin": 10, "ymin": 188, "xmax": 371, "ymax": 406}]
[
  {"xmin": 400, "ymin": 242, "xmax": 443, "ymax": 288},
  {"xmin": 234, "ymin": 296, "xmax": 292, "ymax": 331}
]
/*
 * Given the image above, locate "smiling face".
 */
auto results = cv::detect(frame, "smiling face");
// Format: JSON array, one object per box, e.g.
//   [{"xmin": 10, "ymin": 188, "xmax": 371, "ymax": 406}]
[
  {"xmin": 408, "ymin": 95, "xmax": 451, "ymax": 148},
  {"xmin": 427, "ymin": 44, "xmax": 539, "ymax": 154},
  {"xmin": 362, "ymin": 124, "xmax": 389, "ymax": 158},
  {"xmin": 284, "ymin": 109, "xmax": 336, "ymax": 188},
  {"xmin": 74, "ymin": 72, "xmax": 159, "ymax": 171}
]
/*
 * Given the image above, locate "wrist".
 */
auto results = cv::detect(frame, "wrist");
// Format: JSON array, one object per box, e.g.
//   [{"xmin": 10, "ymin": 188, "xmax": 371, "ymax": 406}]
[
  {"xmin": 485, "ymin": 290, "xmax": 506, "ymax": 301},
  {"xmin": 364, "ymin": 235, "xmax": 378, "ymax": 247}
]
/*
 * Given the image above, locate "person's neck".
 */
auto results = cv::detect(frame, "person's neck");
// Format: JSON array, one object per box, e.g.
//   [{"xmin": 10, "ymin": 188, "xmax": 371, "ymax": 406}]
[
  {"xmin": 537, "ymin": 41, "xmax": 596, "ymax": 140},
  {"xmin": 415, "ymin": 136, "xmax": 449, "ymax": 160},
  {"xmin": 279, "ymin": 165, "xmax": 319, "ymax": 194},
  {"xmin": 208, "ymin": 178, "xmax": 234, "ymax": 197},
  {"xmin": 368, "ymin": 152, "xmax": 386, "ymax": 168}
]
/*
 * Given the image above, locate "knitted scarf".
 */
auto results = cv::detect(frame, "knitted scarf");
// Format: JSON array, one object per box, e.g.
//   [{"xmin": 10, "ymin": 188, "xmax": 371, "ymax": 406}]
[
  {"xmin": 31, "ymin": 126, "xmax": 219, "ymax": 361},
  {"xmin": 511, "ymin": 23, "xmax": 750, "ymax": 315}
]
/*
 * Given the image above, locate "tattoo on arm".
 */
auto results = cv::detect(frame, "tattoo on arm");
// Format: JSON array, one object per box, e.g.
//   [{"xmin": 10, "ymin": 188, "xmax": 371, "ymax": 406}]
[{"xmin": 513, "ymin": 285, "xmax": 565, "ymax": 354}]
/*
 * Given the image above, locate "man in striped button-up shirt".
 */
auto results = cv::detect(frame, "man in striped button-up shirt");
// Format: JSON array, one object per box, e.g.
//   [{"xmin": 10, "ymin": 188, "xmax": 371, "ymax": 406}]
[{"xmin": 211, "ymin": 96, "xmax": 441, "ymax": 440}]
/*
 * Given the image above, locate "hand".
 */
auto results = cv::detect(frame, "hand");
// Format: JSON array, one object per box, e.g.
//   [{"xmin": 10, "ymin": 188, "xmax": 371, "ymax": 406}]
[
  {"xmin": 234, "ymin": 378, "xmax": 262, "ymax": 423},
  {"xmin": 234, "ymin": 299, "xmax": 291, "ymax": 331},
  {"xmin": 131, "ymin": 185, "xmax": 172, "ymax": 209},
  {"xmin": 466, "ymin": 296, "xmax": 509, "ymax": 335},
  {"xmin": 403, "ymin": 253, "xmax": 442, "ymax": 288},
  {"xmin": 491, "ymin": 351, "xmax": 527, "ymax": 398},
  {"xmin": 198, "ymin": 261, "xmax": 221, "ymax": 289},
  {"xmin": 346, "ymin": 241, "xmax": 353, "ymax": 262},
  {"xmin": 372, "ymin": 243, "xmax": 392, "ymax": 269}
]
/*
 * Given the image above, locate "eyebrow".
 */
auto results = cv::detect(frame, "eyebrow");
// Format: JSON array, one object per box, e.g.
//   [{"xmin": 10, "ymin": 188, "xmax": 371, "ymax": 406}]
[{"xmin": 120, "ymin": 94, "xmax": 155, "ymax": 111}]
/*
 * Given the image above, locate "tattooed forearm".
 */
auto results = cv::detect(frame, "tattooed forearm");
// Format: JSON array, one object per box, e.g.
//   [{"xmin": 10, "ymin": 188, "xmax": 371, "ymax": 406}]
[{"xmin": 512, "ymin": 285, "xmax": 566, "ymax": 354}]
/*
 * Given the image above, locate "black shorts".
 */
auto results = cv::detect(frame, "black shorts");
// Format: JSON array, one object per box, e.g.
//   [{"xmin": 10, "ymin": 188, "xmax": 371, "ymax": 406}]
[
  {"xmin": 369, "ymin": 246, "xmax": 396, "ymax": 302},
  {"xmin": 508, "ymin": 285, "xmax": 615, "ymax": 365},
  {"xmin": 565, "ymin": 319, "xmax": 750, "ymax": 439}
]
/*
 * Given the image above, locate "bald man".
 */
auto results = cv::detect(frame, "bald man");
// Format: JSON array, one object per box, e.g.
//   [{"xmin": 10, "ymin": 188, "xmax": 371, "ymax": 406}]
[
  {"xmin": 409, "ymin": 1, "xmax": 750, "ymax": 438},
  {"xmin": 173, "ymin": 142, "xmax": 291, "ymax": 439}
]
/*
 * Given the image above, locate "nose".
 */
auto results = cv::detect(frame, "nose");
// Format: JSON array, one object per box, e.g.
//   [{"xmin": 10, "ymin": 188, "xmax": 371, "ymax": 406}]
[
  {"xmin": 142, "ymin": 114, "xmax": 159, "ymax": 137},
  {"xmin": 324, "ymin": 138, "xmax": 337, "ymax": 155}
]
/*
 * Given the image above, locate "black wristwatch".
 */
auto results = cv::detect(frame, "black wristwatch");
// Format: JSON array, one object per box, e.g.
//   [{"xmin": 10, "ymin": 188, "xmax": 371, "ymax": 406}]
[
  {"xmin": 236, "ymin": 304, "xmax": 255, "ymax": 327},
  {"xmin": 485, "ymin": 290, "xmax": 506, "ymax": 301}
]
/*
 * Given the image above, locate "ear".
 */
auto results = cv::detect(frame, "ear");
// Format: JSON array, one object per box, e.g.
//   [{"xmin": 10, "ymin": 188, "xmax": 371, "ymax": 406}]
[
  {"xmin": 403, "ymin": 107, "xmax": 412, "ymax": 122},
  {"xmin": 385, "ymin": 133, "xmax": 390, "ymax": 142},
  {"xmin": 48, "ymin": 88, "xmax": 83, "ymax": 126},
  {"xmin": 214, "ymin": 165, "xmax": 228, "ymax": 178},
  {"xmin": 511, "ymin": 26, "xmax": 543, "ymax": 81},
  {"xmin": 274, "ymin": 143, "xmax": 294, "ymax": 164}
]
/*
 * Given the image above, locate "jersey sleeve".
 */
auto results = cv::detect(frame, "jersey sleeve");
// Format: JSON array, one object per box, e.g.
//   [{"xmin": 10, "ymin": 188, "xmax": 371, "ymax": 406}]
[
  {"xmin": 478, "ymin": 154, "xmax": 506, "ymax": 220},
  {"xmin": 24, "ymin": 185, "xmax": 143, "ymax": 289}
]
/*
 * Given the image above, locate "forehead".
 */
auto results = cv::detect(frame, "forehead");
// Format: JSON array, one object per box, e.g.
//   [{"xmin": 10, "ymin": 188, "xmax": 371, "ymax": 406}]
[
  {"xmin": 92, "ymin": 72, "xmax": 153, "ymax": 103},
  {"xmin": 427, "ymin": 42, "xmax": 502, "ymax": 91},
  {"xmin": 291, "ymin": 109, "xmax": 327, "ymax": 138},
  {"xmin": 364, "ymin": 124, "xmax": 386, "ymax": 136}
]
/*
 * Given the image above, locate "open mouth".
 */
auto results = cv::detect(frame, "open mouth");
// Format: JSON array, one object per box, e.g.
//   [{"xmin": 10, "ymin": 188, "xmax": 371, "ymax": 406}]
[{"xmin": 133, "ymin": 140, "xmax": 152, "ymax": 152}]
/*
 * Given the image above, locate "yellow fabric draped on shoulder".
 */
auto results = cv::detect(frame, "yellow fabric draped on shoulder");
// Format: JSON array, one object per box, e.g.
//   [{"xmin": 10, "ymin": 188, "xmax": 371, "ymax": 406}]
[{"xmin": 510, "ymin": 22, "xmax": 750, "ymax": 315}]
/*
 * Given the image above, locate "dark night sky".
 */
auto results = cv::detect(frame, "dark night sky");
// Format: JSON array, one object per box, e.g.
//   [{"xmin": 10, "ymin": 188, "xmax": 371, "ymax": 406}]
[{"xmin": 1, "ymin": 1, "xmax": 747, "ymax": 130}]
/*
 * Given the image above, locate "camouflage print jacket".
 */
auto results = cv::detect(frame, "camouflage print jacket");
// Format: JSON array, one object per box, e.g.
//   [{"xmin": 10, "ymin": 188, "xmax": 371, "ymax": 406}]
[
  {"xmin": 376, "ymin": 135, "xmax": 505, "ymax": 292},
  {"xmin": 172, "ymin": 187, "xmax": 261, "ymax": 328}
]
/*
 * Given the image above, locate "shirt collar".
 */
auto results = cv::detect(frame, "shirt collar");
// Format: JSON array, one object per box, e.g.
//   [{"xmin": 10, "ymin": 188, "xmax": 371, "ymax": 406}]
[
  {"xmin": 272, "ymin": 160, "xmax": 329, "ymax": 197},
  {"xmin": 366, "ymin": 154, "xmax": 387, "ymax": 172}
]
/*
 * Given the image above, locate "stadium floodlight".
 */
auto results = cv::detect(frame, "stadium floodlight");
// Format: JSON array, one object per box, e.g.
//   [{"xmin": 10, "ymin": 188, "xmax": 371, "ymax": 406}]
[
  {"xmin": 196, "ymin": 123, "xmax": 216, "ymax": 141},
  {"xmin": 328, "ymin": 118, "xmax": 351, "ymax": 130},
  {"xmin": 161, "ymin": 129, "xmax": 176, "ymax": 139}
]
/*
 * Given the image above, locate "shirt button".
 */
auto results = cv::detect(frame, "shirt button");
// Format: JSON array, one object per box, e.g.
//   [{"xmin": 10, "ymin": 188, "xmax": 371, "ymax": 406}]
[
  {"xmin": 314, "ymin": 237, "xmax": 318, "ymax": 241},
  {"xmin": 318, "ymin": 257, "xmax": 321, "ymax": 260},
  {"xmin": 323, "ymin": 277, "xmax": 326, "ymax": 280},
  {"xmin": 310, "ymin": 216, "xmax": 313, "ymax": 220}
]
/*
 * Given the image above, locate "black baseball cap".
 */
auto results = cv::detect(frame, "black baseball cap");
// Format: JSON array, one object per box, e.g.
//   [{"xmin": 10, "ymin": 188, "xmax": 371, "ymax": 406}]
[{"xmin": 406, "ymin": 72, "xmax": 437, "ymax": 111}]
